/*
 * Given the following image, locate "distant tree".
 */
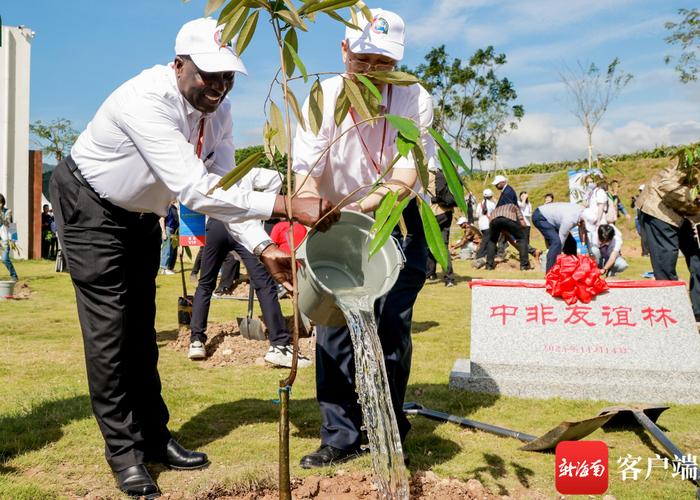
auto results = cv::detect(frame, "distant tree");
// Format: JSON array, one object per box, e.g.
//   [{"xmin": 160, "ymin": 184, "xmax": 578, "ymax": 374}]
[
  {"xmin": 402, "ymin": 45, "xmax": 523, "ymax": 170},
  {"xmin": 29, "ymin": 118, "xmax": 79, "ymax": 162},
  {"xmin": 558, "ymin": 58, "xmax": 633, "ymax": 169},
  {"xmin": 664, "ymin": 8, "xmax": 700, "ymax": 83}
]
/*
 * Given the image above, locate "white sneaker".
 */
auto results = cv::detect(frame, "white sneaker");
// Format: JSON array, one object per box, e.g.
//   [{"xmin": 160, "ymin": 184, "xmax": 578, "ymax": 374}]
[
  {"xmin": 160, "ymin": 268, "xmax": 175, "ymax": 275},
  {"xmin": 188, "ymin": 341, "xmax": 206, "ymax": 360},
  {"xmin": 264, "ymin": 345, "xmax": 311, "ymax": 368}
]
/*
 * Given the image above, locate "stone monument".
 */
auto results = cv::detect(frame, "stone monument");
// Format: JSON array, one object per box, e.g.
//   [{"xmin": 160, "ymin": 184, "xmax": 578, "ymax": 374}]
[{"xmin": 450, "ymin": 279, "xmax": 700, "ymax": 403}]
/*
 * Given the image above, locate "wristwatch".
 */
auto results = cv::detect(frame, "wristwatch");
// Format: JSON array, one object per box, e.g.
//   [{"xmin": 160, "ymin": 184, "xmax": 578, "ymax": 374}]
[{"xmin": 253, "ymin": 239, "xmax": 275, "ymax": 258}]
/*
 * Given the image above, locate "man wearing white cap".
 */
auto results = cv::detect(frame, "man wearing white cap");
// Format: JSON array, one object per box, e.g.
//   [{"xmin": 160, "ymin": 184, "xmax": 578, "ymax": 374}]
[
  {"xmin": 49, "ymin": 18, "xmax": 338, "ymax": 497},
  {"xmin": 493, "ymin": 174, "xmax": 518, "ymax": 207},
  {"xmin": 294, "ymin": 8, "xmax": 436, "ymax": 467}
]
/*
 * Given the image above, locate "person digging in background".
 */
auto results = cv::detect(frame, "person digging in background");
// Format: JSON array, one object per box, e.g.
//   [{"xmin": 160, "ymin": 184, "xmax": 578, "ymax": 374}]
[{"xmin": 450, "ymin": 216, "xmax": 481, "ymax": 260}]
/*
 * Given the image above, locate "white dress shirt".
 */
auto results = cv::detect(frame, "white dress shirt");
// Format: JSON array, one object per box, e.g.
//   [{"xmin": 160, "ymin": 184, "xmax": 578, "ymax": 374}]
[
  {"xmin": 227, "ymin": 167, "xmax": 284, "ymax": 251},
  {"xmin": 71, "ymin": 64, "xmax": 276, "ymax": 251},
  {"xmin": 292, "ymin": 75, "xmax": 437, "ymax": 204}
]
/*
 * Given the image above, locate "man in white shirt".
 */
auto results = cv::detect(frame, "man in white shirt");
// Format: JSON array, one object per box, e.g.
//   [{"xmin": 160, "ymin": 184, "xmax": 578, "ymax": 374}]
[
  {"xmin": 293, "ymin": 8, "xmax": 436, "ymax": 468},
  {"xmin": 48, "ymin": 18, "xmax": 338, "ymax": 498},
  {"xmin": 532, "ymin": 202, "xmax": 586, "ymax": 272},
  {"xmin": 590, "ymin": 224, "xmax": 628, "ymax": 276}
]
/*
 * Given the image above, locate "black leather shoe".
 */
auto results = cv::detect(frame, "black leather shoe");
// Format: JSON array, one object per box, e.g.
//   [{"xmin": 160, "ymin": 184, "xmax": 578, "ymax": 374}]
[
  {"xmin": 116, "ymin": 464, "xmax": 160, "ymax": 499},
  {"xmin": 300, "ymin": 444, "xmax": 366, "ymax": 469},
  {"xmin": 160, "ymin": 439, "xmax": 209, "ymax": 470}
]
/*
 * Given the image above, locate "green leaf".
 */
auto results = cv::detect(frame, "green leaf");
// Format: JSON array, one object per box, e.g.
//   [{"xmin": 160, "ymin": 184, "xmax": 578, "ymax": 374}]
[
  {"xmin": 396, "ymin": 134, "xmax": 413, "ymax": 158},
  {"xmin": 385, "ymin": 114, "xmax": 420, "ymax": 142},
  {"xmin": 355, "ymin": 74, "xmax": 382, "ymax": 102},
  {"xmin": 183, "ymin": 246, "xmax": 193, "ymax": 259},
  {"xmin": 358, "ymin": 1, "xmax": 373, "ymax": 22},
  {"xmin": 334, "ymin": 86, "xmax": 351, "ymax": 126},
  {"xmin": 285, "ymin": 27, "xmax": 298, "ymax": 51},
  {"xmin": 284, "ymin": 41, "xmax": 308, "ymax": 82},
  {"xmin": 235, "ymin": 10, "xmax": 259, "ymax": 54},
  {"xmin": 429, "ymin": 127, "xmax": 467, "ymax": 172},
  {"xmin": 412, "ymin": 143, "xmax": 430, "ymax": 194},
  {"xmin": 343, "ymin": 77, "xmax": 373, "ymax": 121},
  {"xmin": 419, "ymin": 199, "xmax": 449, "ymax": 270},
  {"xmin": 269, "ymin": 101, "xmax": 288, "ymax": 155},
  {"xmin": 276, "ymin": 9, "xmax": 308, "ymax": 31},
  {"xmin": 369, "ymin": 195, "xmax": 411, "ymax": 257},
  {"xmin": 287, "ymin": 88, "xmax": 306, "ymax": 131},
  {"xmin": 206, "ymin": 0, "xmax": 228, "ymax": 16},
  {"xmin": 323, "ymin": 10, "xmax": 361, "ymax": 30},
  {"xmin": 309, "ymin": 79, "xmax": 324, "ymax": 135},
  {"xmin": 217, "ymin": 0, "xmax": 245, "ymax": 25},
  {"xmin": 366, "ymin": 71, "xmax": 419, "ymax": 86},
  {"xmin": 437, "ymin": 149, "xmax": 469, "ymax": 216},
  {"xmin": 298, "ymin": 0, "xmax": 321, "ymax": 15},
  {"xmin": 282, "ymin": 43, "xmax": 296, "ymax": 78},
  {"xmin": 370, "ymin": 190, "xmax": 399, "ymax": 237},
  {"xmin": 210, "ymin": 151, "xmax": 264, "ymax": 192},
  {"xmin": 303, "ymin": 0, "xmax": 358, "ymax": 14},
  {"xmin": 220, "ymin": 6, "xmax": 250, "ymax": 46}
]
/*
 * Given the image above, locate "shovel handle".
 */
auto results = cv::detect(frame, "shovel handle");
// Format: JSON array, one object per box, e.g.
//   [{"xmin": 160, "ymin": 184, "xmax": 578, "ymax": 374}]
[
  {"xmin": 404, "ymin": 404, "xmax": 537, "ymax": 443},
  {"xmin": 633, "ymin": 410, "xmax": 700, "ymax": 487},
  {"xmin": 247, "ymin": 284, "xmax": 255, "ymax": 318}
]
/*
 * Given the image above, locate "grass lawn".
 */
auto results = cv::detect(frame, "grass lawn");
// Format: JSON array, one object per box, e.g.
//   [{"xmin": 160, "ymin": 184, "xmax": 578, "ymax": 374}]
[{"xmin": 0, "ymin": 250, "xmax": 698, "ymax": 499}]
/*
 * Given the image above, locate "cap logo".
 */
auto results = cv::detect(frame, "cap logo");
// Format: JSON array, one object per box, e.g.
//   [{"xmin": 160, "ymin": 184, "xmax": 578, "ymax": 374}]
[
  {"xmin": 371, "ymin": 17, "xmax": 389, "ymax": 35},
  {"xmin": 214, "ymin": 28, "xmax": 233, "ymax": 49}
]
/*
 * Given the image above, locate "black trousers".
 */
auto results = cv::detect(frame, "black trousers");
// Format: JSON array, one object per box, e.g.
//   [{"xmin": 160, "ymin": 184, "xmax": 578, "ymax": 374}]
[
  {"xmin": 486, "ymin": 217, "xmax": 528, "ymax": 268},
  {"xmin": 640, "ymin": 212, "xmax": 700, "ymax": 320},
  {"xmin": 315, "ymin": 199, "xmax": 427, "ymax": 450},
  {"xmin": 190, "ymin": 218, "xmax": 289, "ymax": 346},
  {"xmin": 49, "ymin": 158, "xmax": 171, "ymax": 472},
  {"xmin": 217, "ymin": 252, "xmax": 241, "ymax": 290},
  {"xmin": 426, "ymin": 211, "xmax": 454, "ymax": 283},
  {"xmin": 475, "ymin": 228, "xmax": 490, "ymax": 259}
]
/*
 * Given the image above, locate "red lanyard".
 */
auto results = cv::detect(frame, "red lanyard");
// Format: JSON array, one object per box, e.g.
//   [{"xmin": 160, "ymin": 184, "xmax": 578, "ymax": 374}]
[
  {"xmin": 195, "ymin": 117, "xmax": 205, "ymax": 158},
  {"xmin": 349, "ymin": 84, "xmax": 393, "ymax": 175}
]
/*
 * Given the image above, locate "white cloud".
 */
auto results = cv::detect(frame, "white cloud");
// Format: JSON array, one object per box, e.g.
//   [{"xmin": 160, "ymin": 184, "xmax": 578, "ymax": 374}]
[{"xmin": 493, "ymin": 113, "xmax": 700, "ymax": 169}]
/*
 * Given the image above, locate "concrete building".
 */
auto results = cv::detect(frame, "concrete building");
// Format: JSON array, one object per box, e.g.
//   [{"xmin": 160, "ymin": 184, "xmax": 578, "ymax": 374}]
[{"xmin": 1, "ymin": 25, "xmax": 37, "ymax": 259}]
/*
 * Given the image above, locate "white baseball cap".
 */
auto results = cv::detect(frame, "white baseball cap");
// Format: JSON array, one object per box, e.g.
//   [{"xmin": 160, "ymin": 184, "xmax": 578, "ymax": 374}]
[
  {"xmin": 492, "ymin": 175, "xmax": 508, "ymax": 186},
  {"xmin": 456, "ymin": 216, "xmax": 468, "ymax": 226},
  {"xmin": 175, "ymin": 18, "xmax": 248, "ymax": 74},
  {"xmin": 345, "ymin": 8, "xmax": 405, "ymax": 62},
  {"xmin": 483, "ymin": 188, "xmax": 494, "ymax": 198}
]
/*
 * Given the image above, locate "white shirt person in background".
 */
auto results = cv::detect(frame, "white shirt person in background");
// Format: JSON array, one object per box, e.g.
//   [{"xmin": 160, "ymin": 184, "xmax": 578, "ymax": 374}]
[{"xmin": 49, "ymin": 18, "xmax": 338, "ymax": 498}]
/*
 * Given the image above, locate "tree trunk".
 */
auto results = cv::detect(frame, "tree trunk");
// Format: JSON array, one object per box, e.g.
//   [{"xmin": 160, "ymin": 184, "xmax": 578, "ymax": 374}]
[{"xmin": 586, "ymin": 130, "xmax": 593, "ymax": 169}]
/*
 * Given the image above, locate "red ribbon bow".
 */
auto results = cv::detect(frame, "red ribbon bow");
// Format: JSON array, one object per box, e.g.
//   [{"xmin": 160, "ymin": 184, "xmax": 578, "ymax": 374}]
[{"xmin": 545, "ymin": 254, "xmax": 609, "ymax": 304}]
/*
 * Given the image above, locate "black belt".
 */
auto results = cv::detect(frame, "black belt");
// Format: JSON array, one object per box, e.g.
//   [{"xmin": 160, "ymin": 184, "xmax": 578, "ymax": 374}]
[{"xmin": 65, "ymin": 156, "xmax": 93, "ymax": 191}]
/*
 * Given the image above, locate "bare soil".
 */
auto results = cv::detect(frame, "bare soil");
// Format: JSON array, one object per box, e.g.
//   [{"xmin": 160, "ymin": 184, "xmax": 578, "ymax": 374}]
[
  {"xmin": 193, "ymin": 471, "xmax": 504, "ymax": 499},
  {"xmin": 170, "ymin": 321, "xmax": 316, "ymax": 368},
  {"xmin": 11, "ymin": 282, "xmax": 32, "ymax": 300}
]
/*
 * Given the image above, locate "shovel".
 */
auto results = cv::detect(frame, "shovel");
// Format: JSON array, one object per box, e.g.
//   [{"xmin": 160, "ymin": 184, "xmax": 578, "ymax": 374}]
[
  {"xmin": 403, "ymin": 402, "xmax": 613, "ymax": 451},
  {"xmin": 238, "ymin": 285, "xmax": 266, "ymax": 341},
  {"xmin": 599, "ymin": 405, "xmax": 700, "ymax": 493}
]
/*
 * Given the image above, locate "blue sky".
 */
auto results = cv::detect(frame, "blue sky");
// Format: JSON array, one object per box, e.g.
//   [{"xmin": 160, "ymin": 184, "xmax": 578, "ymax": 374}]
[{"xmin": 3, "ymin": 0, "xmax": 699, "ymax": 167}]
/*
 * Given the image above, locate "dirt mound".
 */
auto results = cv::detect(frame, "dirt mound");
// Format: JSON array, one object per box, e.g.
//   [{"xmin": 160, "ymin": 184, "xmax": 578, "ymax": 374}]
[
  {"xmin": 9, "ymin": 282, "xmax": 32, "ymax": 300},
  {"xmin": 170, "ymin": 322, "xmax": 315, "ymax": 368},
  {"xmin": 198, "ymin": 471, "xmax": 500, "ymax": 499}
]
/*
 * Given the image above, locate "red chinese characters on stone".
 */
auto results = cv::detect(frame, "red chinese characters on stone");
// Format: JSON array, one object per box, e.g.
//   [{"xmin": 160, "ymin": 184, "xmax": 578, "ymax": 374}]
[
  {"xmin": 564, "ymin": 305, "xmax": 596, "ymax": 327},
  {"xmin": 641, "ymin": 307, "xmax": 678, "ymax": 328},
  {"xmin": 489, "ymin": 305, "xmax": 519, "ymax": 326},
  {"xmin": 601, "ymin": 306, "xmax": 637, "ymax": 327},
  {"xmin": 526, "ymin": 304, "xmax": 558, "ymax": 325}
]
